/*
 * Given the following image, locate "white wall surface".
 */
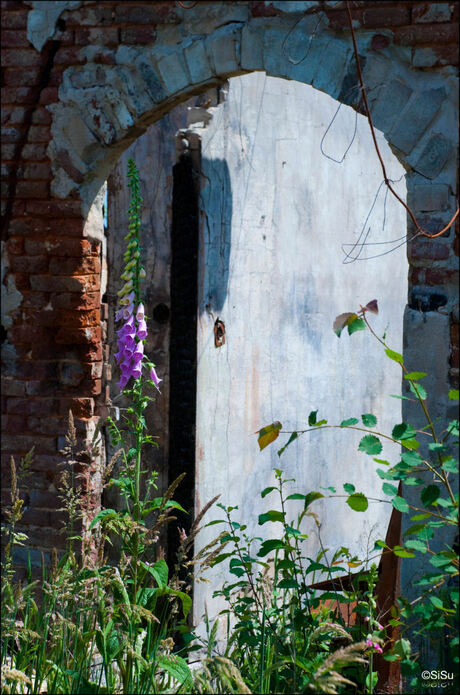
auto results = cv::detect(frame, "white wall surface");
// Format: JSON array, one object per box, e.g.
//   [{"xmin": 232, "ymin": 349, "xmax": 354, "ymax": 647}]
[{"xmin": 192, "ymin": 72, "xmax": 408, "ymax": 630}]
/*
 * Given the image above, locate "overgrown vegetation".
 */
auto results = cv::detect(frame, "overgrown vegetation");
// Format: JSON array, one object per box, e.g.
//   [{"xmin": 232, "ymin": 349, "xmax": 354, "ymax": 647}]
[{"xmin": 1, "ymin": 162, "xmax": 457, "ymax": 694}]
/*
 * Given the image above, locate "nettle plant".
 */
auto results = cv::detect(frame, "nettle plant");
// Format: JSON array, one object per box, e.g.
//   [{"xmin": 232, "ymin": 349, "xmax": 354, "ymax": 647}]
[{"xmin": 251, "ymin": 301, "xmax": 459, "ymax": 690}]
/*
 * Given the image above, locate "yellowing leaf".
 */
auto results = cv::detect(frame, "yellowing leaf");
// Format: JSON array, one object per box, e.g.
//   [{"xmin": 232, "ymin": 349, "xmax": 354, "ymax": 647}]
[
  {"xmin": 257, "ymin": 421, "xmax": 282, "ymax": 451},
  {"xmin": 347, "ymin": 561, "xmax": 363, "ymax": 568},
  {"xmin": 333, "ymin": 312, "xmax": 358, "ymax": 337}
]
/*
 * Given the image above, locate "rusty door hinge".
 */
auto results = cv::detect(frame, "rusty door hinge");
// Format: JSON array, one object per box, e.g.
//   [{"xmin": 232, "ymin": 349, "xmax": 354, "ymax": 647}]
[{"xmin": 214, "ymin": 318, "xmax": 225, "ymax": 347}]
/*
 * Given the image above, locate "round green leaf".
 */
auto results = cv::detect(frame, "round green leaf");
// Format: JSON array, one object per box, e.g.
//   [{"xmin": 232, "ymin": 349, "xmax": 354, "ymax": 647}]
[
  {"xmin": 420, "ymin": 485, "xmax": 440, "ymax": 506},
  {"xmin": 362, "ymin": 413, "xmax": 377, "ymax": 427},
  {"xmin": 358, "ymin": 435, "xmax": 383, "ymax": 455},
  {"xmin": 392, "ymin": 496, "xmax": 409, "ymax": 513},
  {"xmin": 346, "ymin": 492, "xmax": 368, "ymax": 512},
  {"xmin": 382, "ymin": 482, "xmax": 398, "ymax": 497}
]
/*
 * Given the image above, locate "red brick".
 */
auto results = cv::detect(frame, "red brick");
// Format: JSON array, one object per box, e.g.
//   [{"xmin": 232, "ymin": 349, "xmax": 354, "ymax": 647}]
[
  {"xmin": 20, "ymin": 525, "xmax": 66, "ymax": 548},
  {"xmin": 50, "ymin": 291, "xmax": 100, "ymax": 311},
  {"xmin": 409, "ymin": 239, "xmax": 450, "ymax": 262},
  {"xmin": 59, "ymin": 398, "xmax": 94, "ymax": 418},
  {"xmin": 7, "ymin": 397, "xmax": 58, "ymax": 417},
  {"xmin": 35, "ymin": 308, "xmax": 100, "ymax": 328},
  {"xmin": 55, "ymin": 148, "xmax": 85, "ymax": 183},
  {"xmin": 251, "ymin": 1, "xmax": 280, "ymax": 17},
  {"xmin": 3, "ymin": 67, "xmax": 41, "ymax": 86},
  {"xmin": 451, "ymin": 323, "xmax": 459, "ymax": 348},
  {"xmin": 432, "ymin": 44, "xmax": 459, "ymax": 66},
  {"xmin": 31, "ymin": 108, "xmax": 52, "ymax": 126},
  {"xmin": 11, "ymin": 272, "xmax": 30, "ymax": 290},
  {"xmin": 22, "ymin": 162, "xmax": 51, "ymax": 179},
  {"xmin": 38, "ymin": 86, "xmax": 59, "ymax": 105},
  {"xmin": 25, "ymin": 237, "xmax": 93, "ymax": 256},
  {"xmin": 1, "ymin": 106, "xmax": 26, "ymax": 125},
  {"xmin": 25, "ymin": 200, "xmax": 83, "ymax": 217},
  {"xmin": 1, "ymin": 48, "xmax": 42, "ymax": 67},
  {"xmin": 0, "ymin": 29, "xmax": 30, "ymax": 47},
  {"xmin": 48, "ymin": 255, "xmax": 101, "ymax": 276},
  {"xmin": 29, "ymin": 274, "xmax": 100, "ymax": 293},
  {"xmin": 450, "ymin": 347, "xmax": 459, "ymax": 369},
  {"xmin": 425, "ymin": 269, "xmax": 459, "ymax": 286},
  {"xmin": 449, "ymin": 368, "xmax": 459, "ymax": 388},
  {"xmin": 1, "ymin": 9, "xmax": 28, "ymax": 29},
  {"xmin": 54, "ymin": 47, "xmax": 85, "ymax": 65},
  {"xmin": 15, "ymin": 181, "xmax": 49, "ymax": 199},
  {"xmin": 2, "ymin": 434, "xmax": 57, "ymax": 454},
  {"xmin": 75, "ymin": 27, "xmax": 119, "ymax": 46},
  {"xmin": 21, "ymin": 143, "xmax": 48, "ymax": 160},
  {"xmin": 65, "ymin": 4, "xmax": 114, "ymax": 27},
  {"xmin": 78, "ymin": 343, "xmax": 103, "ymax": 362},
  {"xmin": 1, "ymin": 126, "xmax": 23, "ymax": 143},
  {"xmin": 393, "ymin": 23, "xmax": 458, "ymax": 46},
  {"xmin": 10, "ymin": 255, "xmax": 48, "ymax": 273},
  {"xmin": 1, "ymin": 143, "xmax": 17, "ymax": 159},
  {"xmin": 1, "ymin": 87, "xmax": 35, "ymax": 105},
  {"xmin": 114, "ymin": 3, "xmax": 178, "ymax": 23},
  {"xmin": 6, "ymin": 236, "xmax": 23, "ymax": 254},
  {"xmin": 9, "ymin": 325, "xmax": 48, "ymax": 344},
  {"xmin": 55, "ymin": 325, "xmax": 102, "ymax": 345},
  {"xmin": 120, "ymin": 26, "xmax": 157, "ymax": 44},
  {"xmin": 20, "ymin": 291, "xmax": 47, "ymax": 308},
  {"xmin": 1, "ymin": 378, "xmax": 26, "ymax": 396},
  {"xmin": 2, "ymin": 414, "xmax": 28, "ymax": 434},
  {"xmin": 27, "ymin": 125, "xmax": 50, "ymax": 143},
  {"xmin": 58, "ymin": 29, "xmax": 75, "ymax": 46},
  {"xmin": 28, "ymin": 489, "xmax": 61, "ymax": 509}
]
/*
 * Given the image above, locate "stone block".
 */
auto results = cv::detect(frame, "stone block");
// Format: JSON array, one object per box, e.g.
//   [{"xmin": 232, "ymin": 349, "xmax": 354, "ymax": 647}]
[
  {"xmin": 369, "ymin": 78, "xmax": 413, "ymax": 134},
  {"xmin": 412, "ymin": 47, "xmax": 438, "ymax": 69},
  {"xmin": 136, "ymin": 58, "xmax": 167, "ymax": 104},
  {"xmin": 412, "ymin": 3, "xmax": 452, "ymax": 23},
  {"xmin": 111, "ymin": 66, "xmax": 156, "ymax": 119},
  {"xmin": 241, "ymin": 20, "xmax": 265, "ymax": 71},
  {"xmin": 391, "ymin": 87, "xmax": 446, "ymax": 155},
  {"xmin": 264, "ymin": 17, "xmax": 326, "ymax": 85},
  {"xmin": 184, "ymin": 39, "xmax": 215, "ymax": 85},
  {"xmin": 206, "ymin": 23, "xmax": 242, "ymax": 77},
  {"xmin": 413, "ymin": 133, "xmax": 452, "ymax": 180},
  {"xmin": 312, "ymin": 39, "xmax": 352, "ymax": 100},
  {"xmin": 155, "ymin": 50, "xmax": 191, "ymax": 96},
  {"xmin": 410, "ymin": 183, "xmax": 450, "ymax": 212}
]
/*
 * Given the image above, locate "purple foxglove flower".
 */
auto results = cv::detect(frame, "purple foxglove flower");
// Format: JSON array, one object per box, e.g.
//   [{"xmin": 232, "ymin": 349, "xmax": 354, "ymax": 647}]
[
  {"xmin": 115, "ymin": 308, "xmax": 124, "ymax": 322},
  {"xmin": 150, "ymin": 366, "xmax": 162, "ymax": 391},
  {"xmin": 132, "ymin": 342, "xmax": 144, "ymax": 361},
  {"xmin": 137, "ymin": 318, "xmax": 147, "ymax": 340},
  {"xmin": 136, "ymin": 303, "xmax": 145, "ymax": 321},
  {"xmin": 123, "ymin": 303, "xmax": 134, "ymax": 319},
  {"xmin": 131, "ymin": 363, "xmax": 142, "ymax": 380}
]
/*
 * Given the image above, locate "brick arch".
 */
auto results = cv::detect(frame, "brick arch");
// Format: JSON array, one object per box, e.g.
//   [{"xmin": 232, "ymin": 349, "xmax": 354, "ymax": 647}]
[{"xmin": 1, "ymin": 1, "xmax": 458, "ymax": 574}]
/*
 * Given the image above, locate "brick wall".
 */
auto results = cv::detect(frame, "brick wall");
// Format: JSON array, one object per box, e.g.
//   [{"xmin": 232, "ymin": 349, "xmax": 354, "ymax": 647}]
[{"xmin": 1, "ymin": 0, "xmax": 458, "ymax": 569}]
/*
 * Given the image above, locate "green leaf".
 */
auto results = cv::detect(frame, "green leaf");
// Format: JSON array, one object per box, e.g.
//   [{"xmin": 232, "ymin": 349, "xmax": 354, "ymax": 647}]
[
  {"xmin": 400, "ymin": 452, "xmax": 422, "ymax": 468},
  {"xmin": 393, "ymin": 638, "xmax": 411, "ymax": 660},
  {"xmin": 448, "ymin": 389, "xmax": 459, "ymax": 400},
  {"xmin": 447, "ymin": 420, "xmax": 459, "ymax": 437},
  {"xmin": 286, "ymin": 493, "xmax": 306, "ymax": 501},
  {"xmin": 333, "ymin": 312, "xmax": 357, "ymax": 337},
  {"xmin": 442, "ymin": 458, "xmax": 458, "ymax": 473},
  {"xmin": 392, "ymin": 496, "xmax": 409, "ymax": 513},
  {"xmin": 430, "ymin": 554, "xmax": 453, "ymax": 568},
  {"xmin": 421, "ymin": 485, "xmax": 440, "ymax": 506},
  {"xmin": 277, "ymin": 431, "xmax": 298, "ymax": 457},
  {"xmin": 343, "ymin": 483, "xmax": 355, "ymax": 494},
  {"xmin": 404, "ymin": 372, "xmax": 427, "ymax": 381},
  {"xmin": 304, "ymin": 491, "xmax": 324, "ymax": 510},
  {"xmin": 348, "ymin": 317, "xmax": 366, "ymax": 335},
  {"xmin": 346, "ymin": 493, "xmax": 368, "ymax": 512},
  {"xmin": 429, "ymin": 596, "xmax": 444, "ymax": 609},
  {"xmin": 393, "ymin": 545, "xmax": 415, "ymax": 558},
  {"xmin": 409, "ymin": 382, "xmax": 427, "ymax": 400},
  {"xmin": 257, "ymin": 539, "xmax": 285, "ymax": 557},
  {"xmin": 362, "ymin": 413, "xmax": 377, "ymax": 427},
  {"xmin": 261, "ymin": 486, "xmax": 277, "ymax": 498},
  {"xmin": 358, "ymin": 435, "xmax": 382, "ymax": 455},
  {"xmin": 400, "ymin": 439, "xmax": 420, "ymax": 450},
  {"xmin": 403, "ymin": 523, "xmax": 426, "ymax": 536},
  {"xmin": 385, "ymin": 348, "xmax": 404, "ymax": 364},
  {"xmin": 258, "ymin": 510, "xmax": 285, "ymax": 525},
  {"xmin": 392, "ymin": 423, "xmax": 417, "ymax": 441},
  {"xmin": 89, "ymin": 509, "xmax": 117, "ymax": 530},
  {"xmin": 405, "ymin": 539, "xmax": 427, "ymax": 553},
  {"xmin": 341, "ymin": 417, "xmax": 359, "ymax": 427},
  {"xmin": 308, "ymin": 410, "xmax": 318, "ymax": 426},
  {"xmin": 211, "ymin": 552, "xmax": 233, "ymax": 565},
  {"xmin": 382, "ymin": 483, "xmax": 398, "ymax": 497},
  {"xmin": 277, "ymin": 578, "xmax": 299, "ymax": 589},
  {"xmin": 158, "ymin": 655, "xmax": 193, "ymax": 690},
  {"xmin": 148, "ymin": 559, "xmax": 168, "ymax": 589},
  {"xmin": 429, "ymin": 442, "xmax": 447, "ymax": 453},
  {"xmin": 257, "ymin": 422, "xmax": 282, "ymax": 451}
]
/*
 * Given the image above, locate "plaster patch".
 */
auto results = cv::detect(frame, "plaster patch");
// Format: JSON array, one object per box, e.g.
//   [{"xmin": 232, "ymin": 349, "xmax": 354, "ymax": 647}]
[
  {"xmin": 1, "ymin": 243, "xmax": 23, "ymax": 329},
  {"xmin": 28, "ymin": 1, "xmax": 82, "ymax": 51}
]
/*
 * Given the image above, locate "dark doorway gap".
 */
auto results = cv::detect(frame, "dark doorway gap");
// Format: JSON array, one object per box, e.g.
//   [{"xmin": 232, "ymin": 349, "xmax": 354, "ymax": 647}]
[{"xmin": 167, "ymin": 150, "xmax": 199, "ymax": 571}]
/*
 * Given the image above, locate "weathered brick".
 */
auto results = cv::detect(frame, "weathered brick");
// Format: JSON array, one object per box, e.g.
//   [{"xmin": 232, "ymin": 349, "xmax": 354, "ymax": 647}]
[
  {"xmin": 48, "ymin": 255, "xmax": 101, "ymax": 276},
  {"xmin": 1, "ymin": 86, "xmax": 35, "ymax": 105},
  {"xmin": 50, "ymin": 291, "xmax": 100, "ymax": 311},
  {"xmin": 413, "ymin": 3, "xmax": 452, "ymax": 23},
  {"xmin": 1, "ymin": 126, "xmax": 23, "ymax": 143},
  {"xmin": 15, "ymin": 181, "xmax": 49, "ymax": 198},
  {"xmin": 2, "ymin": 9, "xmax": 28, "ymax": 29},
  {"xmin": 22, "ymin": 162, "xmax": 51, "ymax": 179},
  {"xmin": 391, "ymin": 88, "xmax": 446, "ymax": 155},
  {"xmin": 409, "ymin": 239, "xmax": 450, "ymax": 262},
  {"xmin": 1, "ymin": 378, "xmax": 26, "ymax": 396},
  {"xmin": 75, "ymin": 27, "xmax": 119, "ymax": 46},
  {"xmin": 9, "ymin": 325, "xmax": 47, "ymax": 344},
  {"xmin": 2, "ymin": 414, "xmax": 28, "ymax": 434},
  {"xmin": 21, "ymin": 143, "xmax": 48, "ymax": 160},
  {"xmin": 3, "ymin": 67, "xmax": 41, "ymax": 86},
  {"xmin": 54, "ymin": 47, "xmax": 85, "ymax": 66},
  {"xmin": 55, "ymin": 325, "xmax": 102, "ymax": 345},
  {"xmin": 31, "ymin": 108, "xmax": 52, "ymax": 125},
  {"xmin": 6, "ymin": 236, "xmax": 24, "ymax": 254},
  {"xmin": 11, "ymin": 272, "xmax": 30, "ymax": 290},
  {"xmin": 38, "ymin": 86, "xmax": 59, "ymax": 105},
  {"xmin": 29, "ymin": 274, "xmax": 100, "ymax": 293},
  {"xmin": 1, "ymin": 48, "xmax": 42, "ymax": 67},
  {"xmin": 393, "ymin": 23, "xmax": 458, "ymax": 45},
  {"xmin": 25, "ymin": 237, "xmax": 92, "ymax": 255},
  {"xmin": 59, "ymin": 398, "xmax": 94, "ymax": 418},
  {"xmin": 10, "ymin": 255, "xmax": 48, "ymax": 273},
  {"xmin": 411, "ymin": 184, "xmax": 450, "ymax": 212},
  {"xmin": 414, "ymin": 133, "xmax": 452, "ymax": 179},
  {"xmin": 1, "ymin": 105, "xmax": 26, "ymax": 125},
  {"xmin": 2, "ymin": 434, "xmax": 57, "ymax": 454},
  {"xmin": 1, "ymin": 29, "xmax": 30, "ymax": 47},
  {"xmin": 362, "ymin": 6, "xmax": 410, "ymax": 27},
  {"xmin": 7, "ymin": 397, "xmax": 58, "ymax": 417},
  {"xmin": 115, "ymin": 3, "xmax": 178, "ymax": 23},
  {"xmin": 25, "ymin": 200, "xmax": 83, "ymax": 217},
  {"xmin": 27, "ymin": 125, "xmax": 50, "ymax": 143},
  {"xmin": 120, "ymin": 26, "xmax": 157, "ymax": 44}
]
